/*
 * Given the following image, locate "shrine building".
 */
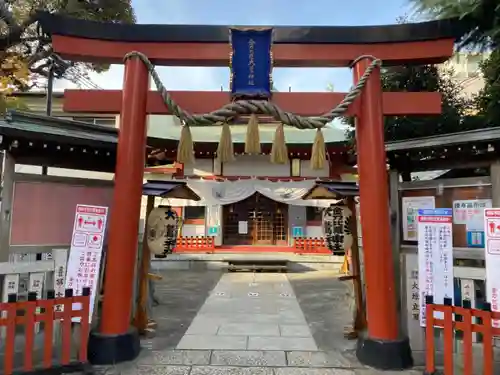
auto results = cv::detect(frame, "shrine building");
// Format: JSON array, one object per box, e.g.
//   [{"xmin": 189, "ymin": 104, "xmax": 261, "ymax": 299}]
[{"xmin": 144, "ymin": 115, "xmax": 357, "ymax": 253}]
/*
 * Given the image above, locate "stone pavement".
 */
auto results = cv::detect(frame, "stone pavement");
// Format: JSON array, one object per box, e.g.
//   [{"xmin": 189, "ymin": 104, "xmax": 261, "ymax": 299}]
[
  {"xmin": 176, "ymin": 273, "xmax": 317, "ymax": 351},
  {"xmin": 109, "ymin": 349, "xmax": 423, "ymax": 375},
  {"xmin": 97, "ymin": 270, "xmax": 423, "ymax": 375},
  {"xmin": 106, "ymin": 349, "xmax": 423, "ymax": 375}
]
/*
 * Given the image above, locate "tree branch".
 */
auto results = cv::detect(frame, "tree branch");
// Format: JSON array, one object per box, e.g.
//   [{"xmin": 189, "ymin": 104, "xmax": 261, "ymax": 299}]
[
  {"xmin": 0, "ymin": 0, "xmax": 16, "ymax": 27},
  {"xmin": 0, "ymin": 1, "xmax": 39, "ymax": 51},
  {"xmin": 0, "ymin": 0, "xmax": 136, "ymax": 90},
  {"xmin": 28, "ymin": 46, "xmax": 52, "ymax": 67}
]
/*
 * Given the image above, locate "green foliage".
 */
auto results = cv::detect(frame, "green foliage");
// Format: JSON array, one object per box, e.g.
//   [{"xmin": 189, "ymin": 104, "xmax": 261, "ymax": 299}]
[
  {"xmin": 0, "ymin": 95, "xmax": 29, "ymax": 114},
  {"xmin": 61, "ymin": 0, "xmax": 136, "ymax": 24},
  {"xmin": 342, "ymin": 3, "xmax": 499, "ymax": 144},
  {"xmin": 477, "ymin": 49, "xmax": 500, "ymax": 125},
  {"xmin": 409, "ymin": 0, "xmax": 500, "ymax": 47},
  {"xmin": 343, "ymin": 64, "xmax": 482, "ymax": 143},
  {"xmin": 0, "ymin": 0, "xmax": 136, "ymax": 90},
  {"xmin": 408, "ymin": 0, "xmax": 500, "ymax": 135}
]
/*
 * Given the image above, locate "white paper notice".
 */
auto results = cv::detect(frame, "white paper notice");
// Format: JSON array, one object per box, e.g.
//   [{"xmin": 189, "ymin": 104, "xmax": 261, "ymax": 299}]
[
  {"xmin": 238, "ymin": 221, "xmax": 248, "ymax": 234},
  {"xmin": 402, "ymin": 196, "xmax": 435, "ymax": 241},
  {"xmin": 418, "ymin": 208, "xmax": 454, "ymax": 327},
  {"xmin": 65, "ymin": 204, "xmax": 108, "ymax": 323},
  {"xmin": 484, "ymin": 208, "xmax": 500, "ymax": 328},
  {"xmin": 453, "ymin": 199, "xmax": 492, "ymax": 226}
]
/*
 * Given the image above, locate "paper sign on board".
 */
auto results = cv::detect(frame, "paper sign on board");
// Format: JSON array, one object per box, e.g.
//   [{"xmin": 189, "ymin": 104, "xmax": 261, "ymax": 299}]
[
  {"xmin": 484, "ymin": 208, "xmax": 500, "ymax": 328},
  {"xmin": 238, "ymin": 221, "xmax": 248, "ymax": 234},
  {"xmin": 417, "ymin": 208, "xmax": 454, "ymax": 327},
  {"xmin": 65, "ymin": 204, "xmax": 108, "ymax": 323},
  {"xmin": 402, "ymin": 196, "xmax": 435, "ymax": 241}
]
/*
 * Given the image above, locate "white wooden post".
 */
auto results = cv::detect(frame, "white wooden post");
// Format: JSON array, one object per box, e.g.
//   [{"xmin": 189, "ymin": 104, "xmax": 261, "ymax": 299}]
[
  {"xmin": 51, "ymin": 249, "xmax": 69, "ymax": 344},
  {"xmin": 460, "ymin": 278, "xmax": 478, "ymax": 342},
  {"xmin": 1, "ymin": 273, "xmax": 20, "ymax": 338},
  {"xmin": 28, "ymin": 272, "xmax": 45, "ymax": 333}
]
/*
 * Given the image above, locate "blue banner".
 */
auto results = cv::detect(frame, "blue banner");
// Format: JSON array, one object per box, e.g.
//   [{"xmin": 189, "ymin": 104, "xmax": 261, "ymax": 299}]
[
  {"xmin": 230, "ymin": 28, "xmax": 273, "ymax": 97},
  {"xmin": 417, "ymin": 208, "xmax": 453, "ymax": 216}
]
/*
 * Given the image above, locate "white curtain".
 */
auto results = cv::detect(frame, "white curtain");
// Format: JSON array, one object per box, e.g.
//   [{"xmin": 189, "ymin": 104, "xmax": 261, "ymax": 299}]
[{"xmin": 162, "ymin": 179, "xmax": 339, "ymax": 207}]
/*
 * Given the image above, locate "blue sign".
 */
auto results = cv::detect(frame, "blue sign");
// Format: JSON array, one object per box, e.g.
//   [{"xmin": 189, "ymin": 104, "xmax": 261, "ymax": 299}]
[
  {"xmin": 467, "ymin": 230, "xmax": 485, "ymax": 248},
  {"xmin": 292, "ymin": 226, "xmax": 304, "ymax": 237},
  {"xmin": 230, "ymin": 28, "xmax": 273, "ymax": 98},
  {"xmin": 418, "ymin": 208, "xmax": 453, "ymax": 217},
  {"xmin": 208, "ymin": 226, "xmax": 219, "ymax": 236}
]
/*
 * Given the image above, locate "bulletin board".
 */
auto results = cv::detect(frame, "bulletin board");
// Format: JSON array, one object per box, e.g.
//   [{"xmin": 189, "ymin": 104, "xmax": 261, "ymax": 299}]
[{"xmin": 401, "ymin": 185, "xmax": 492, "ymax": 248}]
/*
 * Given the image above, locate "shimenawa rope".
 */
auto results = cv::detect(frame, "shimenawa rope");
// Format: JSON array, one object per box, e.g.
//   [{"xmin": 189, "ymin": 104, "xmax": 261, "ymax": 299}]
[{"xmin": 123, "ymin": 52, "xmax": 381, "ymax": 129}]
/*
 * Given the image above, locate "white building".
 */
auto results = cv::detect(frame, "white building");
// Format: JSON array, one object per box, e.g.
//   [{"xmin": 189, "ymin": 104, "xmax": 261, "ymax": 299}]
[{"xmin": 440, "ymin": 51, "xmax": 490, "ymax": 99}]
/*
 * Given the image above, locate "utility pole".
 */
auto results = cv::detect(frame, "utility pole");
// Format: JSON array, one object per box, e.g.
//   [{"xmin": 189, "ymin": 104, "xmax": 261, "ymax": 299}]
[{"xmin": 42, "ymin": 59, "xmax": 55, "ymax": 176}]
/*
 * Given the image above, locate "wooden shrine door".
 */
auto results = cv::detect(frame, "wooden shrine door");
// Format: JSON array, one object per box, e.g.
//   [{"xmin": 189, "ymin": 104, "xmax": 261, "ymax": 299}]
[
  {"xmin": 223, "ymin": 193, "xmax": 288, "ymax": 246},
  {"xmin": 252, "ymin": 193, "xmax": 287, "ymax": 245}
]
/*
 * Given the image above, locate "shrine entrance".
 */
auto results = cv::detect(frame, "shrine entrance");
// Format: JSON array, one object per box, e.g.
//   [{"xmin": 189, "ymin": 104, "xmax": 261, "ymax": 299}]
[
  {"xmin": 39, "ymin": 8, "xmax": 459, "ymax": 369},
  {"xmin": 223, "ymin": 193, "xmax": 288, "ymax": 246}
]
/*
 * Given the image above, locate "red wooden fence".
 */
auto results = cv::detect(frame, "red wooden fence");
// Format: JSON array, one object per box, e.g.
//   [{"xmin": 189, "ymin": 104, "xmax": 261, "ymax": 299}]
[
  {"xmin": 175, "ymin": 236, "xmax": 215, "ymax": 251},
  {"xmin": 425, "ymin": 295, "xmax": 500, "ymax": 375},
  {"xmin": 293, "ymin": 237, "xmax": 330, "ymax": 254},
  {"xmin": 0, "ymin": 287, "xmax": 91, "ymax": 375}
]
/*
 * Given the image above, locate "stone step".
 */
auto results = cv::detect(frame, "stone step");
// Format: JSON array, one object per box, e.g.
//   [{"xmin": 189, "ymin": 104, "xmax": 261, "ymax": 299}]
[
  {"xmin": 228, "ymin": 264, "xmax": 288, "ymax": 272},
  {"xmin": 153, "ymin": 259, "xmax": 343, "ymax": 272},
  {"xmin": 151, "ymin": 253, "xmax": 345, "ymax": 272},
  {"xmin": 227, "ymin": 259, "xmax": 288, "ymax": 266}
]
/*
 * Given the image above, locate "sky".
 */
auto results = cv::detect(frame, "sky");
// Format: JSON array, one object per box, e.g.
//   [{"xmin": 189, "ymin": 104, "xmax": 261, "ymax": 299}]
[{"xmin": 54, "ymin": 0, "xmax": 417, "ymax": 93}]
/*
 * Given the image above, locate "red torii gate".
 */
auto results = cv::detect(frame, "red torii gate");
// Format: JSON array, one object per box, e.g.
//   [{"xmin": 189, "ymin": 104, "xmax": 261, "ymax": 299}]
[{"xmin": 37, "ymin": 12, "xmax": 458, "ymax": 370}]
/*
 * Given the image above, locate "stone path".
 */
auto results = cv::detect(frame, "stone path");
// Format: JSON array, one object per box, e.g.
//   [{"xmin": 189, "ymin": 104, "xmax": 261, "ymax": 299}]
[
  {"xmin": 98, "ymin": 269, "xmax": 423, "ymax": 375},
  {"xmin": 176, "ymin": 273, "xmax": 317, "ymax": 351},
  {"xmin": 145, "ymin": 269, "xmax": 222, "ymax": 350},
  {"xmin": 112, "ymin": 349, "xmax": 422, "ymax": 375}
]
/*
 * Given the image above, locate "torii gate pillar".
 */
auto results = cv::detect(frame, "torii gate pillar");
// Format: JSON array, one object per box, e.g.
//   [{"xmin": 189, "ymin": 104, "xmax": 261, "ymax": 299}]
[
  {"xmin": 353, "ymin": 58, "xmax": 412, "ymax": 369},
  {"xmin": 87, "ymin": 56, "xmax": 148, "ymax": 364}
]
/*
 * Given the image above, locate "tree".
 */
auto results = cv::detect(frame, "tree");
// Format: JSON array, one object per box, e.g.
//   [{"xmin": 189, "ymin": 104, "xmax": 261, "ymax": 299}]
[
  {"xmin": 343, "ymin": 63, "xmax": 481, "ymax": 143},
  {"xmin": 476, "ymin": 49, "xmax": 500, "ymax": 126},
  {"xmin": 409, "ymin": 0, "xmax": 500, "ymax": 47},
  {"xmin": 385, "ymin": 65, "xmax": 481, "ymax": 141},
  {"xmin": 0, "ymin": 52, "xmax": 30, "ymax": 113},
  {"xmin": 0, "ymin": 0, "xmax": 136, "ymax": 91},
  {"xmin": 342, "ymin": 11, "xmax": 490, "ymax": 144},
  {"xmin": 409, "ymin": 0, "xmax": 500, "ymax": 129}
]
